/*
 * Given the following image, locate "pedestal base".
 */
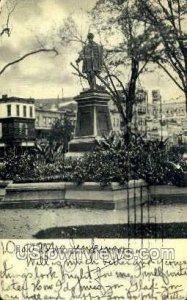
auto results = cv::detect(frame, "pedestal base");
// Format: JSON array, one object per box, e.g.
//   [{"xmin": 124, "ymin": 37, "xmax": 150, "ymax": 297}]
[
  {"xmin": 69, "ymin": 137, "xmax": 101, "ymax": 152},
  {"xmin": 68, "ymin": 89, "xmax": 112, "ymax": 154}
]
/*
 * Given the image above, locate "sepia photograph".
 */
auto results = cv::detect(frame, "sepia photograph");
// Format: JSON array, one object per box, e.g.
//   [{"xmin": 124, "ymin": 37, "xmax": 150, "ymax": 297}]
[
  {"xmin": 0, "ymin": 0, "xmax": 187, "ymax": 239},
  {"xmin": 0, "ymin": 0, "xmax": 187, "ymax": 298}
]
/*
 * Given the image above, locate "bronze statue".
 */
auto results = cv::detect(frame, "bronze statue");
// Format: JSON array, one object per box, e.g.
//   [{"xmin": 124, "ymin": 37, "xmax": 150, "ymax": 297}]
[{"xmin": 76, "ymin": 33, "xmax": 103, "ymax": 90}]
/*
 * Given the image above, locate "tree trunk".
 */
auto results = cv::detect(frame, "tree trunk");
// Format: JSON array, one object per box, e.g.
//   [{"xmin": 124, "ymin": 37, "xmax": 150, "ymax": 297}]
[
  {"xmin": 124, "ymin": 58, "xmax": 139, "ymax": 144},
  {"xmin": 185, "ymin": 87, "xmax": 187, "ymax": 115}
]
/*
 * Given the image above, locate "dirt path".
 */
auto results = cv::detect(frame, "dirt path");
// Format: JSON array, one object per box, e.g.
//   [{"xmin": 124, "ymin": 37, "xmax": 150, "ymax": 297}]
[{"xmin": 0, "ymin": 203, "xmax": 186, "ymax": 239}]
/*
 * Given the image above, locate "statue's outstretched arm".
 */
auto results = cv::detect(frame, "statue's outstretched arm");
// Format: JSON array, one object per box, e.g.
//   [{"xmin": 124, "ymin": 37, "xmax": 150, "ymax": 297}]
[{"xmin": 76, "ymin": 50, "xmax": 84, "ymax": 64}]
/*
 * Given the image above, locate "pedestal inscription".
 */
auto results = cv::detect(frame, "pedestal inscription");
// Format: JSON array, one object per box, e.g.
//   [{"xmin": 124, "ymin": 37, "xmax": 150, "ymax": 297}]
[
  {"xmin": 96, "ymin": 106, "xmax": 111, "ymax": 136},
  {"xmin": 68, "ymin": 90, "xmax": 112, "ymax": 153},
  {"xmin": 76, "ymin": 108, "xmax": 94, "ymax": 137}
]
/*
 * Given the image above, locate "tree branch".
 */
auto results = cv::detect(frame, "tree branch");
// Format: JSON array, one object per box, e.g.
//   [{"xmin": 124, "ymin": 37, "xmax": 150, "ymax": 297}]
[
  {"xmin": 164, "ymin": 56, "xmax": 186, "ymax": 88},
  {"xmin": 0, "ymin": 48, "xmax": 58, "ymax": 76},
  {"xmin": 174, "ymin": 0, "xmax": 182, "ymax": 35},
  {"xmin": 157, "ymin": 61, "xmax": 184, "ymax": 91},
  {"xmin": 140, "ymin": 0, "xmax": 185, "ymax": 78},
  {"xmin": 167, "ymin": 0, "xmax": 179, "ymax": 35},
  {"xmin": 71, "ymin": 62, "xmax": 128, "ymax": 123},
  {"xmin": 97, "ymin": 72, "xmax": 127, "ymax": 123},
  {"xmin": 157, "ymin": 0, "xmax": 178, "ymax": 35},
  {"xmin": 70, "ymin": 62, "xmax": 87, "ymax": 81},
  {"xmin": 137, "ymin": 60, "xmax": 150, "ymax": 77},
  {"xmin": 0, "ymin": 0, "xmax": 18, "ymax": 37},
  {"xmin": 6, "ymin": 0, "xmax": 17, "ymax": 33},
  {"xmin": 0, "ymin": 27, "xmax": 10, "ymax": 36},
  {"xmin": 103, "ymin": 61, "xmax": 127, "ymax": 96}
]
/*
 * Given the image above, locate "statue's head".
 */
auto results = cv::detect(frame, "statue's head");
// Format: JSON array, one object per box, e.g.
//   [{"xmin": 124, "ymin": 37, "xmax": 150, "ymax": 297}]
[{"xmin": 87, "ymin": 32, "xmax": 94, "ymax": 41}]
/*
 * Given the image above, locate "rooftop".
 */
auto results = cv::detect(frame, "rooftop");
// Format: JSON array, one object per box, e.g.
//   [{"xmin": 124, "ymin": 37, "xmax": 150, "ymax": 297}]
[{"xmin": 0, "ymin": 95, "xmax": 35, "ymax": 104}]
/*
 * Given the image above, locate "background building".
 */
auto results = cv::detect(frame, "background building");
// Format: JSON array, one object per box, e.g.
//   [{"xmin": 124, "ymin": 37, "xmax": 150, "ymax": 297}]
[
  {"xmin": 0, "ymin": 95, "xmax": 35, "ymax": 150},
  {"xmin": 147, "ymin": 90, "xmax": 186, "ymax": 143},
  {"xmin": 35, "ymin": 108, "xmax": 65, "ymax": 139},
  {"xmin": 132, "ymin": 89, "xmax": 148, "ymax": 135},
  {"xmin": 35, "ymin": 97, "xmax": 76, "ymax": 139},
  {"xmin": 108, "ymin": 98, "xmax": 122, "ymax": 133},
  {"xmin": 0, "ymin": 95, "xmax": 77, "ymax": 156},
  {"xmin": 108, "ymin": 88, "xmax": 149, "ymax": 135},
  {"xmin": 1, "ymin": 91, "xmax": 186, "ymax": 153}
]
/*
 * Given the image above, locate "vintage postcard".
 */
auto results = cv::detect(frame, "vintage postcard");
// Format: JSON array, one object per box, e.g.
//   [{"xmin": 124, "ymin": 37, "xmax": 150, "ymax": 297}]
[{"xmin": 0, "ymin": 0, "xmax": 187, "ymax": 299}]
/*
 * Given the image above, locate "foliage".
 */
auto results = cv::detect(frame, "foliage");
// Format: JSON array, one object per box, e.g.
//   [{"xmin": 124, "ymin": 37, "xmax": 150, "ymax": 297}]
[
  {"xmin": 48, "ymin": 116, "xmax": 74, "ymax": 153},
  {"xmin": 59, "ymin": 15, "xmax": 85, "ymax": 46},
  {"xmin": 0, "ymin": 147, "xmax": 64, "ymax": 183},
  {"xmin": 64, "ymin": 133, "xmax": 187, "ymax": 186},
  {"xmin": 62, "ymin": 0, "xmax": 159, "ymax": 139},
  {"xmin": 32, "ymin": 116, "xmax": 74, "ymax": 165},
  {"xmin": 167, "ymin": 145, "xmax": 186, "ymax": 163},
  {"xmin": 65, "ymin": 151, "xmax": 126, "ymax": 185},
  {"xmin": 33, "ymin": 140, "xmax": 65, "ymax": 164},
  {"xmin": 1, "ymin": 134, "xmax": 187, "ymax": 186},
  {"xmin": 90, "ymin": 0, "xmax": 160, "ymax": 133},
  {"xmin": 136, "ymin": 0, "xmax": 187, "ymax": 103}
]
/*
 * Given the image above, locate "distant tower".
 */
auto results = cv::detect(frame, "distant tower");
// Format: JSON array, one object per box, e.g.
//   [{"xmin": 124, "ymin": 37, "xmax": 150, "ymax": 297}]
[
  {"xmin": 152, "ymin": 90, "xmax": 161, "ymax": 119},
  {"xmin": 152, "ymin": 90, "xmax": 161, "ymax": 103}
]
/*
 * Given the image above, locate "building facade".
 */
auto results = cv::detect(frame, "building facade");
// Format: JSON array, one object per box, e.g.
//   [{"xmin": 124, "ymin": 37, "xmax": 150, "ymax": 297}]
[
  {"xmin": 108, "ymin": 88, "xmax": 149, "ymax": 135},
  {"xmin": 108, "ymin": 99, "xmax": 122, "ymax": 133},
  {"xmin": 0, "ymin": 95, "xmax": 35, "ymax": 148},
  {"xmin": 132, "ymin": 89, "xmax": 148, "ymax": 135},
  {"xmin": 1, "ymin": 92, "xmax": 185, "ymax": 150},
  {"xmin": 146, "ymin": 90, "xmax": 186, "ymax": 143},
  {"xmin": 35, "ymin": 109, "xmax": 65, "ymax": 139},
  {"xmin": 35, "ymin": 98, "xmax": 76, "ymax": 139}
]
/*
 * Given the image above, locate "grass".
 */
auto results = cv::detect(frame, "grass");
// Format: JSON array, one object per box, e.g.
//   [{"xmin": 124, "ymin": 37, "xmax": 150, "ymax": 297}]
[{"xmin": 34, "ymin": 222, "xmax": 187, "ymax": 239}]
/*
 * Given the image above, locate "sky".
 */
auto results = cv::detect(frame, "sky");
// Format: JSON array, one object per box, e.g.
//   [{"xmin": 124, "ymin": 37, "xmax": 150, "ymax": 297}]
[{"xmin": 0, "ymin": 0, "xmax": 185, "ymax": 102}]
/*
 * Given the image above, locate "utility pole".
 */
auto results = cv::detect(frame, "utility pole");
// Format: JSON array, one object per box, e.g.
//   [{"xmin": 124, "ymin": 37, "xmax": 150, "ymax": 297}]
[
  {"xmin": 160, "ymin": 95, "xmax": 163, "ymax": 142},
  {"xmin": 61, "ymin": 88, "xmax": 64, "ymax": 99}
]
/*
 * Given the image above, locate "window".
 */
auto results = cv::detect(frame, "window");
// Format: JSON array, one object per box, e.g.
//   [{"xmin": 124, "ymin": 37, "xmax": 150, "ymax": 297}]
[
  {"xmin": 23, "ymin": 105, "xmax": 27, "ymax": 117},
  {"xmin": 25, "ymin": 124, "xmax": 28, "ymax": 136},
  {"xmin": 113, "ymin": 118, "xmax": 115, "ymax": 127},
  {"xmin": 30, "ymin": 106, "xmax": 33, "ymax": 118},
  {"xmin": 7, "ymin": 104, "xmax": 11, "ymax": 116},
  {"xmin": 16, "ymin": 105, "xmax": 20, "ymax": 116},
  {"xmin": 36, "ymin": 116, "xmax": 39, "ymax": 125},
  {"xmin": 19, "ymin": 123, "xmax": 28, "ymax": 136},
  {"xmin": 19, "ymin": 123, "xmax": 24, "ymax": 135},
  {"xmin": 44, "ymin": 117, "xmax": 46, "ymax": 125}
]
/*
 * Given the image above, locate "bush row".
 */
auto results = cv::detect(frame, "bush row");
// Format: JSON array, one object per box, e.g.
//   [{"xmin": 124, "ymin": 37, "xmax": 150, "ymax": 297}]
[{"xmin": 0, "ymin": 136, "xmax": 186, "ymax": 186}]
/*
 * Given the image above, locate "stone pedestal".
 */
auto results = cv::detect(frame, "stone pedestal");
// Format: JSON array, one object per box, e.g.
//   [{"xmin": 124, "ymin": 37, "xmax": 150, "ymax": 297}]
[
  {"xmin": 2, "ymin": 180, "xmax": 148, "ymax": 210},
  {"xmin": 68, "ymin": 89, "xmax": 112, "ymax": 153}
]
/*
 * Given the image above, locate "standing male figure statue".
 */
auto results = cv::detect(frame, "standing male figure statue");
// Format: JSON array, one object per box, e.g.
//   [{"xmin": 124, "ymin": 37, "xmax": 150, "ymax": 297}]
[{"xmin": 76, "ymin": 33, "xmax": 103, "ymax": 90}]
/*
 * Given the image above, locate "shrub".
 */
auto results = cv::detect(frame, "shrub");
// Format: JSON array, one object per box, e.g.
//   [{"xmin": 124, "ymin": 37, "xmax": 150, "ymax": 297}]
[
  {"xmin": 0, "ymin": 148, "xmax": 65, "ymax": 183},
  {"xmin": 1, "ymin": 133, "xmax": 186, "ymax": 186},
  {"xmin": 64, "ymin": 134, "xmax": 187, "ymax": 186}
]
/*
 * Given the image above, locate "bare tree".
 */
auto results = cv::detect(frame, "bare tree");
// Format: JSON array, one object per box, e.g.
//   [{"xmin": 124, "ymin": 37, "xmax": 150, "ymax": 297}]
[
  {"xmin": 0, "ymin": 0, "xmax": 58, "ymax": 77},
  {"xmin": 59, "ymin": 15, "xmax": 86, "ymax": 47},
  {"xmin": 0, "ymin": 47, "xmax": 58, "ymax": 76},
  {"xmin": 0, "ymin": 0, "xmax": 17, "ymax": 37}
]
